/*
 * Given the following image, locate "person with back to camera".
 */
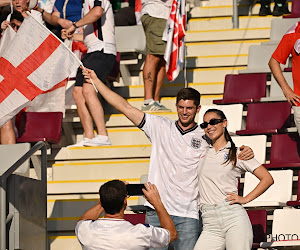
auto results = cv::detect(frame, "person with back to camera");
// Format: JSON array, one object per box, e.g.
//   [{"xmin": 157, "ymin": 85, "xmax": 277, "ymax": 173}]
[
  {"xmin": 194, "ymin": 109, "xmax": 274, "ymax": 250},
  {"xmin": 78, "ymin": 67, "xmax": 256, "ymax": 250},
  {"xmin": 75, "ymin": 180, "xmax": 177, "ymax": 249}
]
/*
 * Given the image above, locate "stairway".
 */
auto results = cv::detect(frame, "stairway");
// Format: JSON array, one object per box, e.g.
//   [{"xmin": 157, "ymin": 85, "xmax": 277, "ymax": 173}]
[{"xmin": 47, "ymin": 0, "xmax": 282, "ymax": 248}]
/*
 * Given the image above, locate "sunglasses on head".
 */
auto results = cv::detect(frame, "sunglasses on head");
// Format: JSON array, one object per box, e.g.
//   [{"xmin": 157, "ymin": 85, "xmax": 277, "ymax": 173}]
[{"xmin": 200, "ymin": 118, "xmax": 223, "ymax": 129}]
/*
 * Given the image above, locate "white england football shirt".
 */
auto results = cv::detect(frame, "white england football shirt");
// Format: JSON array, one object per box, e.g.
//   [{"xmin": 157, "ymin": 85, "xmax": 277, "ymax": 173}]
[
  {"xmin": 141, "ymin": 0, "xmax": 173, "ymax": 20},
  {"xmin": 197, "ymin": 142, "xmax": 261, "ymax": 205},
  {"xmin": 82, "ymin": 0, "xmax": 116, "ymax": 55},
  {"xmin": 75, "ymin": 218, "xmax": 170, "ymax": 249},
  {"xmin": 138, "ymin": 114, "xmax": 208, "ymax": 219}
]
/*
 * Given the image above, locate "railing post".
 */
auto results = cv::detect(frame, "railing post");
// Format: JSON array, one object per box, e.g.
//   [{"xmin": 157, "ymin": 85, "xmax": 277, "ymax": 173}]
[
  {"xmin": 233, "ymin": 0, "xmax": 239, "ymax": 29},
  {"xmin": 0, "ymin": 185, "xmax": 6, "ymax": 250},
  {"xmin": 0, "ymin": 141, "xmax": 47, "ymax": 250}
]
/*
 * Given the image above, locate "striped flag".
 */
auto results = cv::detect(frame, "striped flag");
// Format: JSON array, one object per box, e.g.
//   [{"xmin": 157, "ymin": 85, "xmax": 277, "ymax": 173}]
[
  {"xmin": 0, "ymin": 14, "xmax": 81, "ymax": 127},
  {"xmin": 163, "ymin": 0, "xmax": 186, "ymax": 82}
]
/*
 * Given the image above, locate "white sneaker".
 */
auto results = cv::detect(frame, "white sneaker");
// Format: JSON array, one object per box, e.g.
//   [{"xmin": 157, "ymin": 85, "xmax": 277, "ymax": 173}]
[
  {"xmin": 67, "ymin": 138, "xmax": 91, "ymax": 148},
  {"xmin": 83, "ymin": 135, "xmax": 111, "ymax": 146}
]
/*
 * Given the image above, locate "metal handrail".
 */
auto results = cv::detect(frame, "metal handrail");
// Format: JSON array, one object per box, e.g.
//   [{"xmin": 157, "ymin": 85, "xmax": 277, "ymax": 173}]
[
  {"xmin": 0, "ymin": 141, "xmax": 47, "ymax": 250},
  {"xmin": 233, "ymin": 0, "xmax": 239, "ymax": 29}
]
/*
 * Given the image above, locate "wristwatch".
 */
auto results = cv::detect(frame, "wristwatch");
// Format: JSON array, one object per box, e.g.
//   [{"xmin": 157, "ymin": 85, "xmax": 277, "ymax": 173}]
[{"xmin": 72, "ymin": 22, "xmax": 78, "ymax": 29}]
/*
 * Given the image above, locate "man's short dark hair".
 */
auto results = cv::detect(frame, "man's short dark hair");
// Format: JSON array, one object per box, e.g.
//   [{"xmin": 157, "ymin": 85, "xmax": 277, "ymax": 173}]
[
  {"xmin": 176, "ymin": 88, "xmax": 201, "ymax": 107},
  {"xmin": 11, "ymin": 11, "xmax": 24, "ymax": 23},
  {"xmin": 99, "ymin": 180, "xmax": 127, "ymax": 215}
]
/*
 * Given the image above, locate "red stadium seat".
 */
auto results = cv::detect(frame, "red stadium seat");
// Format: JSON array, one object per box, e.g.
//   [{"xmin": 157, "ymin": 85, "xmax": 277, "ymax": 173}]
[
  {"xmin": 287, "ymin": 171, "xmax": 300, "ymax": 207},
  {"xmin": 124, "ymin": 213, "xmax": 146, "ymax": 225},
  {"xmin": 236, "ymin": 102, "xmax": 291, "ymax": 135},
  {"xmin": 213, "ymin": 73, "xmax": 267, "ymax": 105},
  {"xmin": 263, "ymin": 133, "xmax": 300, "ymax": 169},
  {"xmin": 283, "ymin": 0, "xmax": 300, "ymax": 18},
  {"xmin": 16, "ymin": 112, "xmax": 63, "ymax": 144},
  {"xmin": 247, "ymin": 210, "xmax": 267, "ymax": 249}
]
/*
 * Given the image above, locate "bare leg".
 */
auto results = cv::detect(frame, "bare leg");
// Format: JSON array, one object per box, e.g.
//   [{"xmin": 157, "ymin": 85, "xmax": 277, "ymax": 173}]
[
  {"xmin": 0, "ymin": 120, "xmax": 16, "ymax": 144},
  {"xmin": 143, "ymin": 54, "xmax": 161, "ymax": 100},
  {"xmin": 73, "ymin": 86, "xmax": 94, "ymax": 139},
  {"xmin": 153, "ymin": 58, "xmax": 166, "ymax": 102},
  {"xmin": 82, "ymin": 83, "xmax": 108, "ymax": 136}
]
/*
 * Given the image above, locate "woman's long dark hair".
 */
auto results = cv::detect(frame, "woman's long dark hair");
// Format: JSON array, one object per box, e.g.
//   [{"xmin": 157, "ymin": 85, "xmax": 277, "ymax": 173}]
[{"xmin": 204, "ymin": 109, "xmax": 237, "ymax": 166}]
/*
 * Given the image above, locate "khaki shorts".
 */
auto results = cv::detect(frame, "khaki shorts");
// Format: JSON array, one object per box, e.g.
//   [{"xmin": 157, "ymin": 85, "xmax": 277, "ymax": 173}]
[{"xmin": 141, "ymin": 14, "xmax": 167, "ymax": 55}]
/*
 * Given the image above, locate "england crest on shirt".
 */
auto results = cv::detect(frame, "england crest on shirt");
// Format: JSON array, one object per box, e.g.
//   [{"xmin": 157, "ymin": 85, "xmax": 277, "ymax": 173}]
[{"xmin": 191, "ymin": 137, "xmax": 201, "ymax": 149}]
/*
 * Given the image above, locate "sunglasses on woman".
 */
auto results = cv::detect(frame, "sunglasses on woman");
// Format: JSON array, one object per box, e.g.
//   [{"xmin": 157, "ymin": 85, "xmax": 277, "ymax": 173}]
[{"xmin": 200, "ymin": 118, "xmax": 223, "ymax": 129}]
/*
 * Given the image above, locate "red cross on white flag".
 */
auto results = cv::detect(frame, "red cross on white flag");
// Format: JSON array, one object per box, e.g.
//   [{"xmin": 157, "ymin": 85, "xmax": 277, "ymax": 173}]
[
  {"xmin": 0, "ymin": 14, "xmax": 81, "ymax": 127},
  {"xmin": 163, "ymin": 0, "xmax": 186, "ymax": 82}
]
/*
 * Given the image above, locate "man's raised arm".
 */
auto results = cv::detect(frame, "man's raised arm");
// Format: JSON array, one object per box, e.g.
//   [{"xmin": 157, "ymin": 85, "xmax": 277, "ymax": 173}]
[{"xmin": 82, "ymin": 67, "xmax": 145, "ymax": 126}]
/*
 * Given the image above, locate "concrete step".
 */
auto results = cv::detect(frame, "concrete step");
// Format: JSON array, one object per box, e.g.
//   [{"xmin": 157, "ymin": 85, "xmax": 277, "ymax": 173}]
[
  {"xmin": 189, "ymin": 2, "xmax": 290, "ymax": 18},
  {"xmin": 49, "ymin": 235, "xmax": 81, "ymax": 250},
  {"xmin": 65, "ymin": 95, "xmax": 223, "ymax": 116},
  {"xmin": 188, "ymin": 15, "xmax": 278, "ymax": 31},
  {"xmin": 52, "ymin": 158, "xmax": 150, "ymax": 181},
  {"xmin": 186, "ymin": 27, "xmax": 270, "ymax": 43},
  {"xmin": 47, "ymin": 177, "xmax": 142, "ymax": 194},
  {"xmin": 186, "ymin": 39, "xmax": 268, "ymax": 57},
  {"xmin": 47, "ymin": 197, "xmax": 139, "ymax": 231}
]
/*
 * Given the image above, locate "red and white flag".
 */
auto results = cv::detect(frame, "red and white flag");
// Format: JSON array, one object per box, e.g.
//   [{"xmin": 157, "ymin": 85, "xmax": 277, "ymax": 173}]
[
  {"xmin": 0, "ymin": 14, "xmax": 81, "ymax": 127},
  {"xmin": 163, "ymin": 0, "xmax": 186, "ymax": 82}
]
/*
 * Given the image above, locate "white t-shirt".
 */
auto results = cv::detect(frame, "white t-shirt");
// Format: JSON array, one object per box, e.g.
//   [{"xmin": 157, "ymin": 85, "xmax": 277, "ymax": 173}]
[
  {"xmin": 197, "ymin": 142, "xmax": 261, "ymax": 205},
  {"xmin": 141, "ymin": 0, "xmax": 172, "ymax": 20},
  {"xmin": 82, "ymin": 0, "xmax": 116, "ymax": 55},
  {"xmin": 75, "ymin": 218, "xmax": 170, "ymax": 249},
  {"xmin": 139, "ymin": 114, "xmax": 208, "ymax": 220}
]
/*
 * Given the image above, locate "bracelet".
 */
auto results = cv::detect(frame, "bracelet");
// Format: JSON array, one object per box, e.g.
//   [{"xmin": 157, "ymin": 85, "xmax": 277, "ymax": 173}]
[
  {"xmin": 72, "ymin": 22, "xmax": 78, "ymax": 29},
  {"xmin": 41, "ymin": 9, "xmax": 44, "ymax": 15}
]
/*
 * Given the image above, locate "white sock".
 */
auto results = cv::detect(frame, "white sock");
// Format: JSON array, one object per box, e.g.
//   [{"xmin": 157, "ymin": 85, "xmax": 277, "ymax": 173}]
[
  {"xmin": 144, "ymin": 99, "xmax": 153, "ymax": 105},
  {"xmin": 97, "ymin": 135, "xmax": 109, "ymax": 140}
]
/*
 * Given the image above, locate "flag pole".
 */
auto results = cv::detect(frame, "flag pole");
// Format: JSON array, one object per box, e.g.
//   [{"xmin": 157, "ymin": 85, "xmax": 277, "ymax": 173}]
[{"xmin": 26, "ymin": 12, "xmax": 98, "ymax": 93}]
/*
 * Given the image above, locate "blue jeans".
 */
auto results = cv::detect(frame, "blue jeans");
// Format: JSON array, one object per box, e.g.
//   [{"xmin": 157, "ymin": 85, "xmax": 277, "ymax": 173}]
[
  {"xmin": 194, "ymin": 201, "xmax": 253, "ymax": 250},
  {"xmin": 145, "ymin": 208, "xmax": 201, "ymax": 250}
]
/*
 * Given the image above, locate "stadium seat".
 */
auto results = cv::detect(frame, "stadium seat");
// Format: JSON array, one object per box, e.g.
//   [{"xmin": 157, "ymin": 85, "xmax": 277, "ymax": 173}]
[
  {"xmin": 260, "ymin": 72, "xmax": 293, "ymax": 102},
  {"xmin": 238, "ymin": 45, "xmax": 289, "ymax": 74},
  {"xmin": 0, "ymin": 143, "xmax": 30, "ymax": 177},
  {"xmin": 213, "ymin": 73, "xmax": 267, "ymax": 105},
  {"xmin": 283, "ymin": 0, "xmax": 300, "ymax": 18},
  {"xmin": 236, "ymin": 102, "xmax": 291, "ymax": 135},
  {"xmin": 260, "ymin": 209, "xmax": 300, "ymax": 248},
  {"xmin": 243, "ymin": 170, "xmax": 293, "ymax": 207},
  {"xmin": 247, "ymin": 210, "xmax": 267, "ymax": 249},
  {"xmin": 232, "ymin": 135, "xmax": 267, "ymax": 164},
  {"xmin": 16, "ymin": 112, "xmax": 63, "ymax": 144},
  {"xmin": 124, "ymin": 214, "xmax": 146, "ymax": 225},
  {"xmin": 262, "ymin": 18, "xmax": 300, "ymax": 45},
  {"xmin": 287, "ymin": 171, "xmax": 300, "ymax": 207},
  {"xmin": 198, "ymin": 104, "xmax": 243, "ymax": 135},
  {"xmin": 263, "ymin": 133, "xmax": 300, "ymax": 169},
  {"xmin": 115, "ymin": 25, "xmax": 146, "ymax": 85}
]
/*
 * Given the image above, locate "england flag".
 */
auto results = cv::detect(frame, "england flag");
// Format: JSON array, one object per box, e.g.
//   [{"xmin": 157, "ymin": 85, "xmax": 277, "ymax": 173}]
[
  {"xmin": 163, "ymin": 0, "xmax": 186, "ymax": 82},
  {"xmin": 0, "ymin": 14, "xmax": 81, "ymax": 127}
]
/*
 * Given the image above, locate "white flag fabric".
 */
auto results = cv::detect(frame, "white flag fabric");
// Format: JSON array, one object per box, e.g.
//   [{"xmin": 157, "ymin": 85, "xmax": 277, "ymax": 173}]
[
  {"xmin": 163, "ymin": 0, "xmax": 186, "ymax": 82},
  {"xmin": 0, "ymin": 25, "xmax": 16, "ymax": 57},
  {"xmin": 0, "ymin": 14, "xmax": 81, "ymax": 127}
]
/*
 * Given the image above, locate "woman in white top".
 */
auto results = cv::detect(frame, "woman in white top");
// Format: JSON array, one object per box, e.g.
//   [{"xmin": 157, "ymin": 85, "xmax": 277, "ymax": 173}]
[{"xmin": 194, "ymin": 109, "xmax": 274, "ymax": 250}]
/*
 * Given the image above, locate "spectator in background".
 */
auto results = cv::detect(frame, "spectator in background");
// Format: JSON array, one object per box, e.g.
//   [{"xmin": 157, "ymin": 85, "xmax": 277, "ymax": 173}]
[
  {"xmin": 259, "ymin": 0, "xmax": 290, "ymax": 16},
  {"xmin": 0, "ymin": 11, "xmax": 24, "ymax": 144},
  {"xmin": 114, "ymin": 0, "xmax": 136, "ymax": 26},
  {"xmin": 269, "ymin": 21, "xmax": 300, "ymax": 136},
  {"xmin": 34, "ymin": 0, "xmax": 83, "ymax": 38},
  {"xmin": 140, "ymin": 0, "xmax": 171, "ymax": 112},
  {"xmin": 62, "ymin": 0, "xmax": 116, "ymax": 147},
  {"xmin": 76, "ymin": 180, "xmax": 177, "ymax": 249}
]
